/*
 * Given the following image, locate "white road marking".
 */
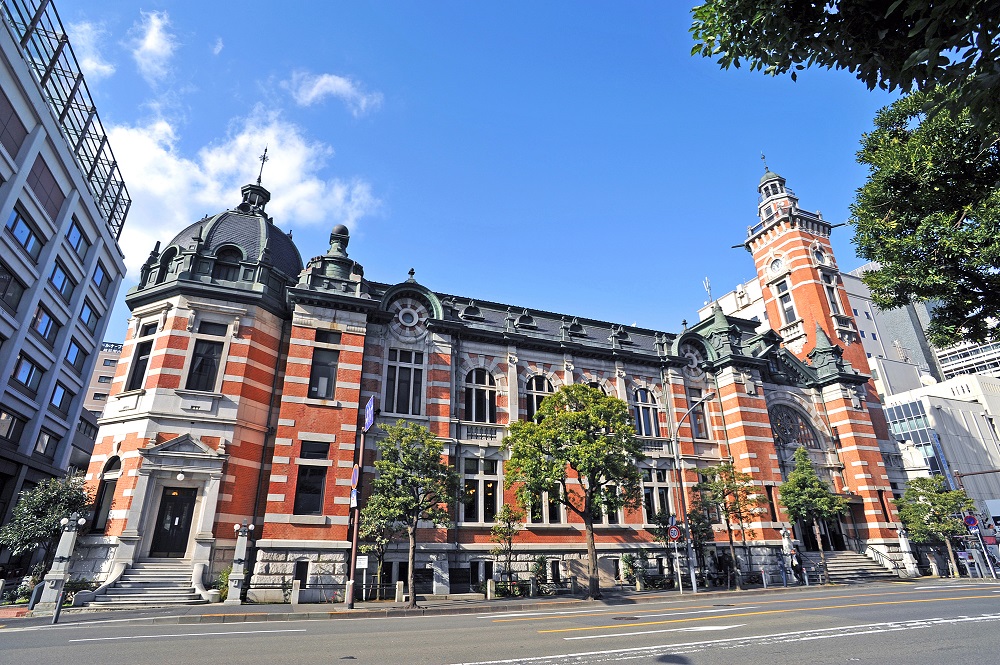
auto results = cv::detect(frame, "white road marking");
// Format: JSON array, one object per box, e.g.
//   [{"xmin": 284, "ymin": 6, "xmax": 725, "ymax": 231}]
[
  {"xmin": 68, "ymin": 628, "xmax": 306, "ymax": 642},
  {"xmin": 564, "ymin": 623, "xmax": 745, "ymax": 641},
  {"xmin": 636, "ymin": 605, "xmax": 759, "ymax": 618}
]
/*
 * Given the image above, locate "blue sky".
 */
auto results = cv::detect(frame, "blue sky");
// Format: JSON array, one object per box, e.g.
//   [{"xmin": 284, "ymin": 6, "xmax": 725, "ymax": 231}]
[{"xmin": 60, "ymin": 2, "xmax": 897, "ymax": 342}]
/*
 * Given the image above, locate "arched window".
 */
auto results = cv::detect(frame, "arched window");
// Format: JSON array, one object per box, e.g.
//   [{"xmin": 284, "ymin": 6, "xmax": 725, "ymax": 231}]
[
  {"xmin": 770, "ymin": 404, "xmax": 821, "ymax": 450},
  {"xmin": 155, "ymin": 247, "xmax": 177, "ymax": 285},
  {"xmin": 212, "ymin": 247, "xmax": 243, "ymax": 281},
  {"xmin": 465, "ymin": 369, "xmax": 497, "ymax": 423},
  {"xmin": 525, "ymin": 375, "xmax": 554, "ymax": 420},
  {"xmin": 634, "ymin": 388, "xmax": 660, "ymax": 437},
  {"xmin": 92, "ymin": 456, "xmax": 122, "ymax": 531},
  {"xmin": 587, "ymin": 381, "xmax": 606, "ymax": 394}
]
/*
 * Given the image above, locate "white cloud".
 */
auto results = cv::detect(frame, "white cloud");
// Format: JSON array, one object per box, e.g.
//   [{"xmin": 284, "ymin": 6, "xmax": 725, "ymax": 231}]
[
  {"xmin": 284, "ymin": 70, "xmax": 383, "ymax": 116},
  {"xmin": 110, "ymin": 107, "xmax": 380, "ymax": 277},
  {"xmin": 68, "ymin": 21, "xmax": 116, "ymax": 81},
  {"xmin": 130, "ymin": 11, "xmax": 177, "ymax": 85},
  {"xmin": 212, "ymin": 37, "xmax": 223, "ymax": 56}
]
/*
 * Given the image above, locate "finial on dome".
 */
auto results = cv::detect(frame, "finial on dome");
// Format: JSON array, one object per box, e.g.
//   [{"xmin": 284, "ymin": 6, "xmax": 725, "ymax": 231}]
[
  {"xmin": 407, "ymin": 268, "xmax": 416, "ymax": 282},
  {"xmin": 257, "ymin": 146, "xmax": 269, "ymax": 186},
  {"xmin": 761, "ymin": 152, "xmax": 768, "ymax": 172}
]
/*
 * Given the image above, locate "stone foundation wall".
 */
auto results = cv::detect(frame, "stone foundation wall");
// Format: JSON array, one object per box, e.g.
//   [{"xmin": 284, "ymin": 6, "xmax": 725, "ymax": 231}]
[{"xmin": 67, "ymin": 538, "xmax": 119, "ymax": 583}]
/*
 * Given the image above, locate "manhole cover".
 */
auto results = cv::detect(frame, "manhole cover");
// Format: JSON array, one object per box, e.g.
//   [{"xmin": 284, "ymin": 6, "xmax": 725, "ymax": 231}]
[{"xmin": 612, "ymin": 616, "xmax": 640, "ymax": 621}]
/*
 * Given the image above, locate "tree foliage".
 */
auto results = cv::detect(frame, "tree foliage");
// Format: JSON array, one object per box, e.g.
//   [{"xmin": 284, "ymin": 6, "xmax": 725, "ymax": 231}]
[
  {"xmin": 0, "ymin": 474, "xmax": 91, "ymax": 567},
  {"xmin": 696, "ymin": 462, "xmax": 765, "ymax": 588},
  {"xmin": 364, "ymin": 421, "xmax": 458, "ymax": 608},
  {"xmin": 780, "ymin": 447, "xmax": 849, "ymax": 579},
  {"xmin": 690, "ymin": 1, "xmax": 1000, "ymax": 129},
  {"xmin": 895, "ymin": 474, "xmax": 975, "ymax": 576},
  {"xmin": 504, "ymin": 383, "xmax": 643, "ymax": 599},
  {"xmin": 850, "ymin": 88, "xmax": 1000, "ymax": 346},
  {"xmin": 489, "ymin": 504, "xmax": 524, "ymax": 585},
  {"xmin": 359, "ymin": 500, "xmax": 405, "ymax": 600}
]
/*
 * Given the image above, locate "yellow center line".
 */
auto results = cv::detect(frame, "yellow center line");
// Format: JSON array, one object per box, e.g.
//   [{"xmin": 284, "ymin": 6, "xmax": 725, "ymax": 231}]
[
  {"xmin": 538, "ymin": 594, "xmax": 998, "ymax": 634},
  {"xmin": 492, "ymin": 588, "xmax": 948, "ymax": 623}
]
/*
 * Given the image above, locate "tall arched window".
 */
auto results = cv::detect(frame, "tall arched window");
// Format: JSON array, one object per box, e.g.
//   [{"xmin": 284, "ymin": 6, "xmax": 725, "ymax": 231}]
[
  {"xmin": 634, "ymin": 388, "xmax": 660, "ymax": 437},
  {"xmin": 212, "ymin": 246, "xmax": 243, "ymax": 281},
  {"xmin": 525, "ymin": 375, "xmax": 554, "ymax": 420},
  {"xmin": 465, "ymin": 369, "xmax": 497, "ymax": 423},
  {"xmin": 92, "ymin": 456, "xmax": 122, "ymax": 531}
]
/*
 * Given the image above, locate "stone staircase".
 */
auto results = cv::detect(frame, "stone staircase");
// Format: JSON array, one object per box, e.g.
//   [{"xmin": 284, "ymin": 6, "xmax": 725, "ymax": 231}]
[
  {"xmin": 801, "ymin": 550, "xmax": 901, "ymax": 584},
  {"xmin": 85, "ymin": 559, "xmax": 208, "ymax": 609}
]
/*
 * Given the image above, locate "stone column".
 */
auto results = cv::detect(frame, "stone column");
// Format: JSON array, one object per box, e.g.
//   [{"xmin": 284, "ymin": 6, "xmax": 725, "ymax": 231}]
[
  {"xmin": 225, "ymin": 520, "xmax": 255, "ymax": 604},
  {"xmin": 36, "ymin": 513, "xmax": 87, "ymax": 610}
]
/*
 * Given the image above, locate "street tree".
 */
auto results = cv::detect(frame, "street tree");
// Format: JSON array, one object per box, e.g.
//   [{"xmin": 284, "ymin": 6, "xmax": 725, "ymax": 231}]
[
  {"xmin": 359, "ymin": 501, "xmax": 405, "ymax": 600},
  {"xmin": 686, "ymin": 491, "xmax": 717, "ymax": 577},
  {"xmin": 780, "ymin": 447, "xmax": 849, "ymax": 582},
  {"xmin": 504, "ymin": 383, "xmax": 644, "ymax": 599},
  {"xmin": 489, "ymin": 504, "xmax": 524, "ymax": 587},
  {"xmin": 850, "ymin": 88, "xmax": 1000, "ymax": 347},
  {"xmin": 690, "ymin": 1, "xmax": 1000, "ymax": 129},
  {"xmin": 696, "ymin": 462, "xmax": 765, "ymax": 589},
  {"xmin": 364, "ymin": 420, "xmax": 458, "ymax": 608},
  {"xmin": 895, "ymin": 474, "xmax": 975, "ymax": 577},
  {"xmin": 0, "ymin": 474, "xmax": 91, "ymax": 570}
]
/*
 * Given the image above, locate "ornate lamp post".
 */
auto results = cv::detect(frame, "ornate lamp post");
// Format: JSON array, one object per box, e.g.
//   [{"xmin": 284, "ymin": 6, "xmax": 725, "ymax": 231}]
[
  {"xmin": 38, "ymin": 512, "xmax": 88, "ymax": 617},
  {"xmin": 226, "ymin": 519, "xmax": 255, "ymax": 604},
  {"xmin": 671, "ymin": 391, "xmax": 715, "ymax": 593}
]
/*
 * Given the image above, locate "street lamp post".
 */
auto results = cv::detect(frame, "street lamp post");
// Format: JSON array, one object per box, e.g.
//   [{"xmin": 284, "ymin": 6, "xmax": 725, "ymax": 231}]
[{"xmin": 671, "ymin": 391, "xmax": 715, "ymax": 594}]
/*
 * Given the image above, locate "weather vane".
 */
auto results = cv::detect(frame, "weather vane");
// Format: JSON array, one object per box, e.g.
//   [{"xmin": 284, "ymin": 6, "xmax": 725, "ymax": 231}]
[
  {"xmin": 703, "ymin": 276, "xmax": 712, "ymax": 302},
  {"xmin": 761, "ymin": 152, "xmax": 768, "ymax": 172},
  {"xmin": 257, "ymin": 146, "xmax": 269, "ymax": 185}
]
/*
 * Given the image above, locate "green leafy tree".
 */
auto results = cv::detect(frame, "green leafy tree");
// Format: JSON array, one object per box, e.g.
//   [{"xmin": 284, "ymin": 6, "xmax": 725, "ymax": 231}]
[
  {"xmin": 364, "ymin": 421, "xmax": 458, "ymax": 608},
  {"xmin": 687, "ymin": 491, "xmax": 717, "ymax": 578},
  {"xmin": 690, "ymin": 1, "xmax": 1000, "ymax": 129},
  {"xmin": 696, "ymin": 462, "xmax": 765, "ymax": 589},
  {"xmin": 780, "ymin": 447, "xmax": 849, "ymax": 582},
  {"xmin": 489, "ymin": 504, "xmax": 524, "ymax": 586},
  {"xmin": 504, "ymin": 383, "xmax": 644, "ymax": 600},
  {"xmin": 850, "ymin": 88, "xmax": 1000, "ymax": 346},
  {"xmin": 895, "ymin": 475, "xmax": 975, "ymax": 577},
  {"xmin": 359, "ymin": 502, "xmax": 405, "ymax": 600},
  {"xmin": 0, "ymin": 474, "xmax": 91, "ymax": 569}
]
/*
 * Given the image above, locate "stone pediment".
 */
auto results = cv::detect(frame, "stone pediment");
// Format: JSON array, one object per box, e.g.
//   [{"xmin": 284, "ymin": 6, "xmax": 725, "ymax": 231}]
[{"xmin": 141, "ymin": 434, "xmax": 224, "ymax": 459}]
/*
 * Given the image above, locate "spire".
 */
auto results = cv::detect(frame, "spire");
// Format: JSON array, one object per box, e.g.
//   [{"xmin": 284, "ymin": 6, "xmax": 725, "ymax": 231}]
[
  {"xmin": 813, "ymin": 323, "xmax": 835, "ymax": 350},
  {"xmin": 257, "ymin": 146, "xmax": 269, "ymax": 186}
]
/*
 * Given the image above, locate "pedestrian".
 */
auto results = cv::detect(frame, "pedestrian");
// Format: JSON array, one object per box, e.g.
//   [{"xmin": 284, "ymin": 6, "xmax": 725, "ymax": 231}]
[{"xmin": 790, "ymin": 548, "xmax": 804, "ymax": 585}]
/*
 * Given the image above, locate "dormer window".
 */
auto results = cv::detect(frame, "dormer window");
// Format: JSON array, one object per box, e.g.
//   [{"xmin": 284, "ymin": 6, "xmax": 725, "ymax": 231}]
[{"xmin": 212, "ymin": 247, "xmax": 243, "ymax": 281}]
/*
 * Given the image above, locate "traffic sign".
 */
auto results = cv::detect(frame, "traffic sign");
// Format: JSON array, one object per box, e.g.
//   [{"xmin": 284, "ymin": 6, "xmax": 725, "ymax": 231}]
[
  {"xmin": 970, "ymin": 526, "xmax": 980, "ymax": 534},
  {"xmin": 351, "ymin": 463, "xmax": 360, "ymax": 489},
  {"xmin": 350, "ymin": 488, "xmax": 358, "ymax": 508},
  {"xmin": 356, "ymin": 555, "xmax": 369, "ymax": 569},
  {"xmin": 364, "ymin": 396, "xmax": 375, "ymax": 432},
  {"xmin": 667, "ymin": 525, "xmax": 682, "ymax": 542},
  {"xmin": 965, "ymin": 515, "xmax": 979, "ymax": 527}
]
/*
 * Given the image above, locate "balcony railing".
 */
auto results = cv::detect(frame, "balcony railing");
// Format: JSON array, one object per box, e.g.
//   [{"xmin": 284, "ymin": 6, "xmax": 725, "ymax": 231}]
[
  {"xmin": 639, "ymin": 438, "xmax": 671, "ymax": 456},
  {"xmin": 461, "ymin": 423, "xmax": 506, "ymax": 442}
]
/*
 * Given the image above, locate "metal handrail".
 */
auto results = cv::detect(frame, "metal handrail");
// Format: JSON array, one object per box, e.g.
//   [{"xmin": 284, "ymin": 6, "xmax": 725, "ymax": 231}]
[{"xmin": 866, "ymin": 545, "xmax": 902, "ymax": 570}]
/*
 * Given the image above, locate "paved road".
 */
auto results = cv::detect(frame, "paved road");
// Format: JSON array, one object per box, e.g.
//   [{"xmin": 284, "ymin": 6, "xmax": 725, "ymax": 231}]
[{"xmin": 3, "ymin": 581, "xmax": 999, "ymax": 664}]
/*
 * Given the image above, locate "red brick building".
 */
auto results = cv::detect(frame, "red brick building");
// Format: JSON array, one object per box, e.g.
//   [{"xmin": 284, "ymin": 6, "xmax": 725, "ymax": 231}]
[{"xmin": 73, "ymin": 171, "xmax": 900, "ymax": 603}]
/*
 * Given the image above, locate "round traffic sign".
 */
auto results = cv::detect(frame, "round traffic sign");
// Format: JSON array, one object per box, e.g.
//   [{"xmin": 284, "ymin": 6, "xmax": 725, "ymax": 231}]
[
  {"xmin": 964, "ymin": 515, "xmax": 979, "ymax": 527},
  {"xmin": 667, "ymin": 525, "xmax": 682, "ymax": 542},
  {"xmin": 351, "ymin": 463, "xmax": 360, "ymax": 489}
]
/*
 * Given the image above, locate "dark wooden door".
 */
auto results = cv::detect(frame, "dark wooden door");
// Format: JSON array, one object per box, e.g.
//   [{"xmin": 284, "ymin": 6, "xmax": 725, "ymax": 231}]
[{"xmin": 149, "ymin": 487, "xmax": 196, "ymax": 557}]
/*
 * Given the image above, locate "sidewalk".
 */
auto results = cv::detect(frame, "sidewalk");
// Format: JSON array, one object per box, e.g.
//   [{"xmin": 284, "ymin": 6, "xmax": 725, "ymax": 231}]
[{"xmin": 0, "ymin": 581, "xmax": 903, "ymax": 630}]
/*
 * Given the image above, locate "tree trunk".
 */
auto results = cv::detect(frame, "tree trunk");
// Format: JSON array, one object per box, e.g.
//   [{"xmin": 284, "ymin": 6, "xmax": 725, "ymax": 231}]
[
  {"xmin": 723, "ymin": 513, "xmax": 740, "ymax": 590},
  {"xmin": 407, "ymin": 526, "xmax": 417, "ymax": 609},
  {"xmin": 375, "ymin": 554, "xmax": 383, "ymax": 600},
  {"xmin": 584, "ymin": 515, "xmax": 600, "ymax": 600},
  {"xmin": 813, "ymin": 518, "xmax": 829, "ymax": 584},
  {"xmin": 944, "ymin": 536, "xmax": 960, "ymax": 578}
]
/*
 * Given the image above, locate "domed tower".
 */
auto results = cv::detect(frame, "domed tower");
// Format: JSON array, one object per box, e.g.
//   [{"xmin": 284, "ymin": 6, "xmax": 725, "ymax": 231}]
[{"xmin": 83, "ymin": 183, "xmax": 304, "ymax": 593}]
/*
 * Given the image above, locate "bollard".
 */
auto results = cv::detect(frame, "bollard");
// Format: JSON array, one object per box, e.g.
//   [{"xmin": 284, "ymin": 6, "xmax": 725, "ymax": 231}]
[
  {"xmin": 291, "ymin": 579, "xmax": 301, "ymax": 605},
  {"xmin": 762, "ymin": 570, "xmax": 768, "ymax": 589},
  {"xmin": 395, "ymin": 580, "xmax": 404, "ymax": 603},
  {"xmin": 529, "ymin": 577, "xmax": 538, "ymax": 597},
  {"xmin": 486, "ymin": 578, "xmax": 496, "ymax": 600},
  {"xmin": 570, "ymin": 576, "xmax": 578, "ymax": 595},
  {"xmin": 805, "ymin": 567, "xmax": 811, "ymax": 587},
  {"xmin": 51, "ymin": 590, "xmax": 64, "ymax": 625}
]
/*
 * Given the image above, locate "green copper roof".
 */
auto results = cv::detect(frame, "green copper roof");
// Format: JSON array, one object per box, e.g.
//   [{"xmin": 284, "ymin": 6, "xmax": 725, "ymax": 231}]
[{"xmin": 760, "ymin": 170, "xmax": 783, "ymax": 186}]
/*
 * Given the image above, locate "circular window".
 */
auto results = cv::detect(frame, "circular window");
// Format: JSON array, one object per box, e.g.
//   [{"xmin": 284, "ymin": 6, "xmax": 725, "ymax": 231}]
[{"xmin": 398, "ymin": 308, "xmax": 418, "ymax": 327}]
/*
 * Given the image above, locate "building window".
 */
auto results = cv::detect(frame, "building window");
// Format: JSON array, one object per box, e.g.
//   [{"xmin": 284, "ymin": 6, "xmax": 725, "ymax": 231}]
[
  {"xmin": 822, "ymin": 274, "xmax": 841, "ymax": 315},
  {"xmin": 0, "ymin": 260, "xmax": 27, "ymax": 313},
  {"xmin": 293, "ymin": 466, "xmax": 327, "ymax": 515},
  {"xmin": 92, "ymin": 457, "xmax": 122, "ymax": 532},
  {"xmin": 525, "ymin": 375, "xmax": 554, "ymax": 421},
  {"xmin": 27, "ymin": 154, "xmax": 66, "ymax": 221},
  {"xmin": 462, "ymin": 458, "xmax": 500, "ymax": 523},
  {"xmin": 49, "ymin": 261, "xmax": 76, "ymax": 301},
  {"xmin": 211, "ymin": 247, "xmax": 242, "ymax": 281},
  {"xmin": 66, "ymin": 339, "xmax": 88, "ymax": 373},
  {"xmin": 185, "ymin": 322, "xmax": 227, "ymax": 392},
  {"xmin": 0, "ymin": 408, "xmax": 26, "ymax": 444},
  {"xmin": 5, "ymin": 207, "xmax": 44, "ymax": 261},
  {"xmin": 865, "ymin": 311, "xmax": 872, "ymax": 320},
  {"xmin": 97, "ymin": 375, "xmax": 112, "ymax": 384},
  {"xmin": 528, "ymin": 486, "xmax": 562, "ymax": 525},
  {"xmin": 464, "ymin": 369, "xmax": 497, "ymax": 423},
  {"xmin": 300, "ymin": 441, "xmax": 330, "ymax": 460},
  {"xmin": 93, "ymin": 392, "xmax": 107, "ymax": 401},
  {"xmin": 50, "ymin": 382, "xmax": 73, "ymax": 414},
  {"xmin": 871, "ymin": 332, "xmax": 877, "ymax": 340},
  {"xmin": 775, "ymin": 280, "xmax": 796, "ymax": 324},
  {"xmin": 12, "ymin": 354, "xmax": 44, "ymax": 394},
  {"xmin": 66, "ymin": 218, "xmax": 91, "ymax": 259},
  {"xmin": 35, "ymin": 429, "xmax": 57, "ymax": 457},
  {"xmin": 634, "ymin": 388, "xmax": 660, "ymax": 437},
  {"xmin": 92, "ymin": 261, "xmax": 111, "ymax": 296},
  {"xmin": 126, "ymin": 323, "xmax": 157, "ymax": 392},
  {"xmin": 860, "ymin": 330, "xmax": 867, "ymax": 338},
  {"xmin": 687, "ymin": 387, "xmax": 708, "ymax": 439},
  {"xmin": 385, "ymin": 349, "xmax": 423, "ymax": 415},
  {"xmin": 642, "ymin": 467, "xmax": 671, "ymax": 523},
  {"xmin": 587, "ymin": 381, "xmax": 606, "ymax": 394},
  {"xmin": 80, "ymin": 299, "xmax": 99, "ymax": 333},
  {"xmin": 315, "ymin": 329, "xmax": 341, "ymax": 345},
  {"xmin": 30, "ymin": 305, "xmax": 60, "ymax": 346},
  {"xmin": 103, "ymin": 358, "xmax": 117, "ymax": 366},
  {"xmin": 308, "ymin": 348, "xmax": 339, "ymax": 400},
  {"xmin": 0, "ymin": 87, "xmax": 28, "ymax": 158}
]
